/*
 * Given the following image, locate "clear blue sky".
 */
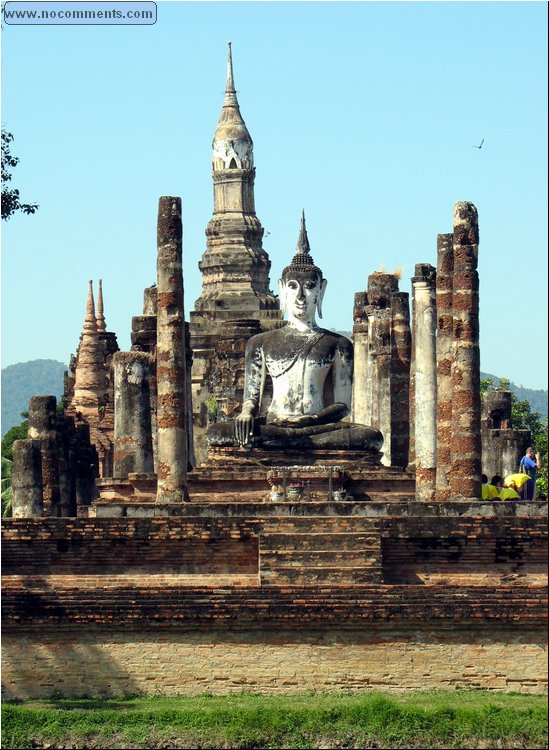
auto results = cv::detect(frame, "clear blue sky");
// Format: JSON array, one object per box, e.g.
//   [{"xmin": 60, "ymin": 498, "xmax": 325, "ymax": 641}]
[{"xmin": 1, "ymin": 1, "xmax": 547, "ymax": 390}]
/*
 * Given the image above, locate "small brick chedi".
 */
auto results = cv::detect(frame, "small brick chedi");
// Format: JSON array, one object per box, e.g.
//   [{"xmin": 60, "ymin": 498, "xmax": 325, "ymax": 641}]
[{"xmin": 2, "ymin": 46, "xmax": 547, "ymax": 699}]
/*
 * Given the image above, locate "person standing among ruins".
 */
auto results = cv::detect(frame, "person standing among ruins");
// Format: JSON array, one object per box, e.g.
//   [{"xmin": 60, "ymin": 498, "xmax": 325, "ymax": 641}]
[{"xmin": 519, "ymin": 447, "xmax": 542, "ymax": 500}]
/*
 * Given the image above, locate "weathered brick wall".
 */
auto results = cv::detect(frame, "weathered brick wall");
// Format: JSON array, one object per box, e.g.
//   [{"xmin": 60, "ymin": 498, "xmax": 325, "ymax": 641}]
[
  {"xmin": 2, "ymin": 511, "xmax": 547, "ymax": 697},
  {"xmin": 2, "ymin": 518, "xmax": 259, "ymax": 579},
  {"xmin": 381, "ymin": 517, "xmax": 547, "ymax": 585},
  {"xmin": 4, "ymin": 516, "xmax": 546, "ymax": 588},
  {"xmin": 2, "ymin": 623, "xmax": 546, "ymax": 699},
  {"xmin": 2, "ymin": 583, "xmax": 545, "ymax": 626}
]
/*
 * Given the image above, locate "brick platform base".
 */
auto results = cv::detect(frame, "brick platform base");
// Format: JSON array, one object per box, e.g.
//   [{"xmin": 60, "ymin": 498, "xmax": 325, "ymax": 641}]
[
  {"xmin": 2, "ymin": 623, "xmax": 546, "ymax": 699},
  {"xmin": 2, "ymin": 501, "xmax": 547, "ymax": 698}
]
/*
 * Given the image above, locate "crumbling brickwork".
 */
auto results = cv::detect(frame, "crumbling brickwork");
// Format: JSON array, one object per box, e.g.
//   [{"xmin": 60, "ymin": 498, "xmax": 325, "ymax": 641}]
[
  {"xmin": 352, "ymin": 274, "xmax": 411, "ymax": 468},
  {"xmin": 189, "ymin": 47, "xmax": 282, "ymax": 464},
  {"xmin": 2, "ymin": 509, "xmax": 547, "ymax": 698},
  {"xmin": 481, "ymin": 390, "xmax": 531, "ymax": 479},
  {"xmin": 64, "ymin": 279, "xmax": 119, "ymax": 477}
]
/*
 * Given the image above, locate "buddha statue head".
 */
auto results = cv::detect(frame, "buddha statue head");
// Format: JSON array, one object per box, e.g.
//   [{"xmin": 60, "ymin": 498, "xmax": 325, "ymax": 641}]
[{"xmin": 279, "ymin": 212, "xmax": 328, "ymax": 324}]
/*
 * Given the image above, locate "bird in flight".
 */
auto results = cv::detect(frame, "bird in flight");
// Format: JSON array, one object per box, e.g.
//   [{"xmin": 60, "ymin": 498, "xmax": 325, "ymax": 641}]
[{"xmin": 473, "ymin": 138, "xmax": 485, "ymax": 149}]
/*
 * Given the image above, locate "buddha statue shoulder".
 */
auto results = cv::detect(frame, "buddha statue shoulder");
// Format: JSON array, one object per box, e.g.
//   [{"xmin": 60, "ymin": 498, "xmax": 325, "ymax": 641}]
[{"xmin": 207, "ymin": 212, "xmax": 383, "ymax": 453}]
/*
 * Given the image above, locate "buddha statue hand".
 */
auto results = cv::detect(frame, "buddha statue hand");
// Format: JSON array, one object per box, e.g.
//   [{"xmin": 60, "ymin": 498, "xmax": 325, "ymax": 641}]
[
  {"xmin": 268, "ymin": 403, "xmax": 349, "ymax": 429},
  {"xmin": 235, "ymin": 401, "xmax": 256, "ymax": 446}
]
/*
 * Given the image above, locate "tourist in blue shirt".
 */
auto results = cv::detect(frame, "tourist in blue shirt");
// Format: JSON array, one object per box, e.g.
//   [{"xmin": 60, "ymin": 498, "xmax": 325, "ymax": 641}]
[{"xmin": 519, "ymin": 447, "xmax": 541, "ymax": 500}]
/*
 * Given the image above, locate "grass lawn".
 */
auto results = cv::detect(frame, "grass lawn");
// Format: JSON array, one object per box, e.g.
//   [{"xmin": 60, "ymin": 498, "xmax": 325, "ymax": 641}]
[{"xmin": 2, "ymin": 690, "xmax": 547, "ymax": 749}]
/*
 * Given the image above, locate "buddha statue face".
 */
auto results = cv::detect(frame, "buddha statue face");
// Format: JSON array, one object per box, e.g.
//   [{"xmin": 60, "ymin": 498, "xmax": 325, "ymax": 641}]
[{"xmin": 279, "ymin": 270, "xmax": 327, "ymax": 324}]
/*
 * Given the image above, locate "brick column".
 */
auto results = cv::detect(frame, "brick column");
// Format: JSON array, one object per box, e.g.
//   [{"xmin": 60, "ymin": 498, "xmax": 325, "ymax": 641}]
[
  {"xmin": 156, "ymin": 196, "xmax": 189, "ymax": 503},
  {"xmin": 185, "ymin": 322, "xmax": 196, "ymax": 469},
  {"xmin": 366, "ymin": 273, "xmax": 399, "ymax": 466},
  {"xmin": 408, "ymin": 284, "xmax": 416, "ymax": 471},
  {"xmin": 12, "ymin": 440, "xmax": 43, "ymax": 517},
  {"xmin": 113, "ymin": 351, "xmax": 154, "ymax": 479},
  {"xmin": 57, "ymin": 415, "xmax": 76, "ymax": 516},
  {"xmin": 390, "ymin": 291, "xmax": 411, "ymax": 468},
  {"xmin": 132, "ymin": 284, "xmax": 158, "ymax": 469},
  {"xmin": 412, "ymin": 264, "xmax": 437, "ymax": 500},
  {"xmin": 435, "ymin": 233, "xmax": 454, "ymax": 500},
  {"xmin": 369, "ymin": 306, "xmax": 392, "ymax": 465},
  {"xmin": 351, "ymin": 291, "xmax": 369, "ymax": 425},
  {"xmin": 450, "ymin": 201, "xmax": 482, "ymax": 499},
  {"xmin": 27, "ymin": 396, "xmax": 61, "ymax": 516},
  {"xmin": 74, "ymin": 423, "xmax": 97, "ymax": 508}
]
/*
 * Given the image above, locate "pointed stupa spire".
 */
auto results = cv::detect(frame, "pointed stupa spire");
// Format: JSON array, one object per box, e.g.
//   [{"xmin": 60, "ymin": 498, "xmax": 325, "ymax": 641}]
[
  {"xmin": 225, "ymin": 41, "xmax": 237, "ymax": 102},
  {"xmin": 96, "ymin": 278, "xmax": 106, "ymax": 333},
  {"xmin": 281, "ymin": 211, "xmax": 323, "ymax": 279},
  {"xmin": 212, "ymin": 43, "xmax": 253, "ymax": 170},
  {"xmin": 72, "ymin": 279, "xmax": 106, "ymax": 411},
  {"xmin": 296, "ymin": 210, "xmax": 312, "ymax": 256},
  {"xmin": 83, "ymin": 280, "xmax": 98, "ymax": 334}
]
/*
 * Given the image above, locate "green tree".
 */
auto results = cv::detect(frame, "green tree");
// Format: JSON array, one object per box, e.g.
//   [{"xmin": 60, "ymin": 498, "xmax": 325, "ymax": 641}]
[
  {"xmin": 1, "ymin": 130, "xmax": 39, "ymax": 220},
  {"xmin": 1, "ymin": 457, "xmax": 14, "ymax": 517},
  {"xmin": 1, "ymin": 417, "xmax": 29, "ymax": 518},
  {"xmin": 1, "ymin": 419, "xmax": 29, "ymax": 462},
  {"xmin": 482, "ymin": 377, "xmax": 548, "ymax": 498}
]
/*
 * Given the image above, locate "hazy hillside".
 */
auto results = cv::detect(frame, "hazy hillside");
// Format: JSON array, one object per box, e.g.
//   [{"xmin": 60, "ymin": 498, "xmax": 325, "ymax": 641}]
[
  {"xmin": 1, "ymin": 359, "xmax": 67, "ymax": 436},
  {"xmin": 1, "ymin": 359, "xmax": 546, "ymax": 438}
]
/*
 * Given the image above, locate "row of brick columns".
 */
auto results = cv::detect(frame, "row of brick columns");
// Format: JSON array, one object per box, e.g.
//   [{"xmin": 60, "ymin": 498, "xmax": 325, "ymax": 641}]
[
  {"xmin": 412, "ymin": 201, "xmax": 482, "ymax": 501},
  {"xmin": 352, "ymin": 201, "xmax": 482, "ymax": 501},
  {"xmin": 13, "ymin": 196, "xmax": 192, "ymax": 516},
  {"xmin": 12, "ymin": 396, "xmax": 97, "ymax": 517},
  {"xmin": 352, "ymin": 274, "xmax": 411, "ymax": 469}
]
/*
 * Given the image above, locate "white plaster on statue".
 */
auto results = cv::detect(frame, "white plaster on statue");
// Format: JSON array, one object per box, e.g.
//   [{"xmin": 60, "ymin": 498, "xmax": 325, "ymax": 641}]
[{"xmin": 235, "ymin": 271, "xmax": 354, "ymax": 444}]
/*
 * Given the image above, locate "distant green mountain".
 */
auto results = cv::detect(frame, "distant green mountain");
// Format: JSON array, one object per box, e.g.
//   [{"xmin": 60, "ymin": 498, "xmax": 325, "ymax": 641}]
[
  {"xmin": 1, "ymin": 359, "xmax": 67, "ymax": 436},
  {"xmin": 1, "ymin": 359, "xmax": 546, "ymax": 439}
]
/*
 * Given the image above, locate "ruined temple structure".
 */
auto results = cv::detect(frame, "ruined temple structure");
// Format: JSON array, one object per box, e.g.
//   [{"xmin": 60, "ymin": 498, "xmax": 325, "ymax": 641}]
[
  {"xmin": 63, "ymin": 279, "xmax": 119, "ymax": 477},
  {"xmin": 189, "ymin": 43, "xmax": 283, "ymax": 450},
  {"xmin": 2, "ymin": 46, "xmax": 547, "ymax": 699},
  {"xmin": 481, "ymin": 389, "xmax": 531, "ymax": 479},
  {"xmin": 352, "ymin": 272, "xmax": 411, "ymax": 469}
]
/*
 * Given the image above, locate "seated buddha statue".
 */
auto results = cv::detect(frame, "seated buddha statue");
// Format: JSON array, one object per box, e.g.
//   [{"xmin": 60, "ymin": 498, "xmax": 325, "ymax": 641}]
[{"xmin": 206, "ymin": 212, "xmax": 383, "ymax": 453}]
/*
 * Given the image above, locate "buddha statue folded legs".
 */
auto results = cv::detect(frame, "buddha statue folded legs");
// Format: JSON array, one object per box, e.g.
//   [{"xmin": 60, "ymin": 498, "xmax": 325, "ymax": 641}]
[{"xmin": 207, "ymin": 418, "xmax": 383, "ymax": 451}]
